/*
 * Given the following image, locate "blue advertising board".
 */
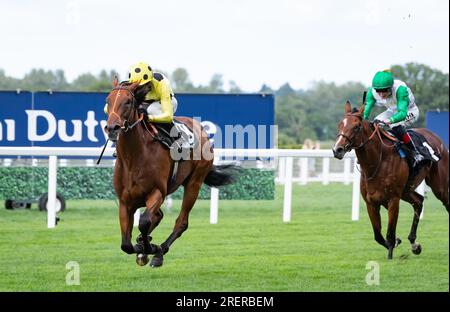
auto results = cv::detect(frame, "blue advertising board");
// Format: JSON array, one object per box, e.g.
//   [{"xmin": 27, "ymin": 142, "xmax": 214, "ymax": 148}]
[
  {"xmin": 0, "ymin": 91, "xmax": 32, "ymax": 146},
  {"xmin": 426, "ymin": 111, "xmax": 449, "ymax": 148},
  {"xmin": 0, "ymin": 91, "xmax": 274, "ymax": 149}
]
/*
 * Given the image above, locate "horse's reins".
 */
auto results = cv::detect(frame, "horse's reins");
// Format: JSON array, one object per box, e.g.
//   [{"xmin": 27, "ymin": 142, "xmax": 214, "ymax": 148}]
[{"xmin": 337, "ymin": 114, "xmax": 398, "ymax": 181}]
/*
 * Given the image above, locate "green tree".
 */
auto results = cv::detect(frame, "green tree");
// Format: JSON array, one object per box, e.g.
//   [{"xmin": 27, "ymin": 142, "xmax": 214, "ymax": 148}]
[
  {"xmin": 391, "ymin": 63, "xmax": 449, "ymax": 126},
  {"xmin": 0, "ymin": 70, "xmax": 20, "ymax": 90},
  {"xmin": 172, "ymin": 67, "xmax": 194, "ymax": 92},
  {"xmin": 20, "ymin": 68, "xmax": 69, "ymax": 91}
]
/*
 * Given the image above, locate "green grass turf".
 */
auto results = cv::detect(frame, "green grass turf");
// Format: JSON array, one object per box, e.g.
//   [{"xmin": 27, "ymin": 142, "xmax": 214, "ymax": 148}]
[{"xmin": 0, "ymin": 183, "xmax": 447, "ymax": 291}]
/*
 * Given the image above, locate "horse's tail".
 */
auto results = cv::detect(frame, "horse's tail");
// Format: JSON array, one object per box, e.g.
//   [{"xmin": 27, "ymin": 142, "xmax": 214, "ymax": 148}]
[{"xmin": 203, "ymin": 164, "xmax": 241, "ymax": 187}]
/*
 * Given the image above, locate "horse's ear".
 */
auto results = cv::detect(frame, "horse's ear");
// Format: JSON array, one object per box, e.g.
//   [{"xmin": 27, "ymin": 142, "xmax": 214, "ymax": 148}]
[
  {"xmin": 345, "ymin": 100, "xmax": 351, "ymax": 114},
  {"xmin": 113, "ymin": 76, "xmax": 119, "ymax": 88},
  {"xmin": 359, "ymin": 105, "xmax": 365, "ymax": 116}
]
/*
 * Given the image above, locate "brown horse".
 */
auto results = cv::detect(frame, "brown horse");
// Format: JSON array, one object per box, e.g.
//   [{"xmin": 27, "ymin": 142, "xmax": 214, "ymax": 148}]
[
  {"xmin": 104, "ymin": 78, "xmax": 239, "ymax": 267},
  {"xmin": 333, "ymin": 101, "xmax": 448, "ymax": 259}
]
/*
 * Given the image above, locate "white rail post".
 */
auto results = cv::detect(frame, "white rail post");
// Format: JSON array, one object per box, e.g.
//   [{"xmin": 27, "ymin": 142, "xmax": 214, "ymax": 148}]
[
  {"xmin": 283, "ymin": 157, "xmax": 294, "ymax": 222},
  {"xmin": 210, "ymin": 187, "xmax": 219, "ymax": 224},
  {"xmin": 299, "ymin": 157, "xmax": 308, "ymax": 185},
  {"xmin": 351, "ymin": 159, "xmax": 361, "ymax": 221},
  {"xmin": 322, "ymin": 157, "xmax": 330, "ymax": 185},
  {"xmin": 416, "ymin": 181, "xmax": 426, "ymax": 219},
  {"xmin": 47, "ymin": 156, "xmax": 58, "ymax": 229},
  {"xmin": 343, "ymin": 158, "xmax": 351, "ymax": 185}
]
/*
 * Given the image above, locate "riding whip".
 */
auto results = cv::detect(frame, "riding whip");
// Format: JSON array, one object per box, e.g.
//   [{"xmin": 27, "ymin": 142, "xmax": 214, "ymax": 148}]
[{"xmin": 96, "ymin": 138, "xmax": 109, "ymax": 165}]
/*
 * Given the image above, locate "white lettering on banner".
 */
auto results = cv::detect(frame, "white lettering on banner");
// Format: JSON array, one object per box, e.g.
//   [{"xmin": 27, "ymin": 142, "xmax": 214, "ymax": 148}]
[
  {"xmin": 58, "ymin": 120, "xmax": 82, "ymax": 142},
  {"xmin": 84, "ymin": 111, "xmax": 99, "ymax": 142},
  {"xmin": 0, "ymin": 120, "xmax": 16, "ymax": 141},
  {"xmin": 5, "ymin": 120, "xmax": 15, "ymax": 141},
  {"xmin": 19, "ymin": 109, "xmax": 269, "ymax": 146},
  {"xmin": 26, "ymin": 110, "xmax": 57, "ymax": 141},
  {"xmin": 26, "ymin": 110, "xmax": 106, "ymax": 143}
]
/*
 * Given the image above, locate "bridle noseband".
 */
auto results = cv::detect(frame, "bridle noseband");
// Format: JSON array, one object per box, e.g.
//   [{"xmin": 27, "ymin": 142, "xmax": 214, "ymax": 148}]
[
  {"xmin": 108, "ymin": 86, "xmax": 143, "ymax": 133},
  {"xmin": 335, "ymin": 114, "xmax": 365, "ymax": 152}
]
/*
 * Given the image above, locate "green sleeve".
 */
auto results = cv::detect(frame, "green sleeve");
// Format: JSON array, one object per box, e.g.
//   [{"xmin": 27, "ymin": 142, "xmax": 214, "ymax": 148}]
[
  {"xmin": 389, "ymin": 86, "xmax": 409, "ymax": 123},
  {"xmin": 363, "ymin": 87, "xmax": 375, "ymax": 120}
]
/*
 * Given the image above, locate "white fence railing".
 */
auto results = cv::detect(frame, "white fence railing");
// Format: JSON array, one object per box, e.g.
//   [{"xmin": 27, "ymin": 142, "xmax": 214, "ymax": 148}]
[{"xmin": 0, "ymin": 147, "xmax": 426, "ymax": 229}]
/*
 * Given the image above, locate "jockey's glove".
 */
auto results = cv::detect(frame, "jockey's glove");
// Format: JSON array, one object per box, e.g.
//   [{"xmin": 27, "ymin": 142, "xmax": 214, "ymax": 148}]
[{"xmin": 138, "ymin": 107, "xmax": 148, "ymax": 117}]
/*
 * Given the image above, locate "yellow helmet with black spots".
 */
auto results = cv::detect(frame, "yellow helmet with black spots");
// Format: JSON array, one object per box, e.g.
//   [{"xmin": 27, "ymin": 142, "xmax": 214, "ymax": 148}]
[{"xmin": 128, "ymin": 61, "xmax": 153, "ymax": 85}]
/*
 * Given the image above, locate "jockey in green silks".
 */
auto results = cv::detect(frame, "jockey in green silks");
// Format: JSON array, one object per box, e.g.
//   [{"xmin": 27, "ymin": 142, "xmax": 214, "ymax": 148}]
[{"xmin": 363, "ymin": 70, "xmax": 424, "ymax": 166}]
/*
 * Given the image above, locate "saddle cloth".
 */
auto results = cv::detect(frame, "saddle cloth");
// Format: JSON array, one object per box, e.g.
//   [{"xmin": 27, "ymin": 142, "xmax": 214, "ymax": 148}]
[
  {"xmin": 405, "ymin": 130, "xmax": 440, "ymax": 162},
  {"xmin": 384, "ymin": 128, "xmax": 440, "ymax": 163},
  {"xmin": 152, "ymin": 119, "xmax": 197, "ymax": 152}
]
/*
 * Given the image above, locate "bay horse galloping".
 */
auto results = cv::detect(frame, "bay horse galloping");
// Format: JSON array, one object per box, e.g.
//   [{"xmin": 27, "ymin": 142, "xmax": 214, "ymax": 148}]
[
  {"xmin": 333, "ymin": 101, "xmax": 448, "ymax": 259},
  {"xmin": 104, "ymin": 78, "xmax": 239, "ymax": 267}
]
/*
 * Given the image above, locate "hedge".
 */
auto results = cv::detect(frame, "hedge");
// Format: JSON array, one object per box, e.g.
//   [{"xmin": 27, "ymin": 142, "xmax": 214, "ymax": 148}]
[{"xmin": 0, "ymin": 167, "xmax": 274, "ymax": 200}]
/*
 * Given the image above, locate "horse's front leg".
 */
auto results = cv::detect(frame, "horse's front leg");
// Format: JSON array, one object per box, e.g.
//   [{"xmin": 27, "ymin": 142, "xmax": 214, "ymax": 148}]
[
  {"xmin": 386, "ymin": 197, "xmax": 401, "ymax": 260},
  {"xmin": 366, "ymin": 202, "xmax": 388, "ymax": 249},
  {"xmin": 119, "ymin": 202, "xmax": 137, "ymax": 254},
  {"xmin": 136, "ymin": 190, "xmax": 164, "ymax": 259}
]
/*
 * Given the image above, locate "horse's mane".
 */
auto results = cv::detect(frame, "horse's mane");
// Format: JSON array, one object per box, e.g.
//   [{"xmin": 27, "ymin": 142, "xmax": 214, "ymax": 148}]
[{"xmin": 116, "ymin": 81, "xmax": 150, "ymax": 104}]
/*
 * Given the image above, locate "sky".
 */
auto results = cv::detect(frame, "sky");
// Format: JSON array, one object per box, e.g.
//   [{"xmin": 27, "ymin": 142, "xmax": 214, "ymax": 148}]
[{"xmin": 0, "ymin": 0, "xmax": 448, "ymax": 91}]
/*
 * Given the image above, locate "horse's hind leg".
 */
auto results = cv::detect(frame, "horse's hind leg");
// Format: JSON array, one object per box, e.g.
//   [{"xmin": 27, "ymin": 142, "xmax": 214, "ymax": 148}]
[
  {"xmin": 151, "ymin": 180, "xmax": 203, "ymax": 267},
  {"xmin": 425, "ymin": 160, "xmax": 449, "ymax": 212},
  {"xmin": 402, "ymin": 191, "xmax": 424, "ymax": 255}
]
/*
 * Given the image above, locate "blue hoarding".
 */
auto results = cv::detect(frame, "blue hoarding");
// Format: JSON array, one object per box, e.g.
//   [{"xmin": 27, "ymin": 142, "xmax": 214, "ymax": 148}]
[
  {"xmin": 426, "ymin": 111, "xmax": 449, "ymax": 148},
  {"xmin": 0, "ymin": 91, "xmax": 274, "ymax": 149},
  {"xmin": 0, "ymin": 91, "xmax": 32, "ymax": 146}
]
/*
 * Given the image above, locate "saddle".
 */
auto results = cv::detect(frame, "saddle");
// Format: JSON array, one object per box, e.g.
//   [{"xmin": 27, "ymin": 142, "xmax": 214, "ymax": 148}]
[
  {"xmin": 380, "ymin": 127, "xmax": 441, "ymax": 182},
  {"xmin": 146, "ymin": 119, "xmax": 197, "ymax": 155}
]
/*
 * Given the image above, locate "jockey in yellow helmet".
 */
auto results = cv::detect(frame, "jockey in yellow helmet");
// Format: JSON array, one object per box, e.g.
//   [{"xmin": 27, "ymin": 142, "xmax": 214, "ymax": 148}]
[
  {"xmin": 104, "ymin": 62, "xmax": 178, "ymax": 123},
  {"xmin": 128, "ymin": 61, "xmax": 178, "ymax": 123}
]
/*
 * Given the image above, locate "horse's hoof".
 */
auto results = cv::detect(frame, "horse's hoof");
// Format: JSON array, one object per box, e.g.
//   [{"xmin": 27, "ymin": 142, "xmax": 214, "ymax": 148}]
[
  {"xmin": 150, "ymin": 255, "xmax": 164, "ymax": 268},
  {"xmin": 395, "ymin": 238, "xmax": 402, "ymax": 248},
  {"xmin": 136, "ymin": 253, "xmax": 149, "ymax": 266},
  {"xmin": 411, "ymin": 243, "xmax": 422, "ymax": 255}
]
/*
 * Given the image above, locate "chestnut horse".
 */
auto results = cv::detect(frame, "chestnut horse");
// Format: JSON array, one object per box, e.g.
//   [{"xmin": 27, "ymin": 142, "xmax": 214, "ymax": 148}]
[
  {"xmin": 104, "ymin": 78, "xmax": 239, "ymax": 267},
  {"xmin": 333, "ymin": 101, "xmax": 448, "ymax": 259}
]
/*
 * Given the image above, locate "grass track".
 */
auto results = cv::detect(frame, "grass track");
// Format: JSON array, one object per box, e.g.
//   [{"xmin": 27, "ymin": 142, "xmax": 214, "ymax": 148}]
[{"xmin": 0, "ymin": 183, "xmax": 448, "ymax": 291}]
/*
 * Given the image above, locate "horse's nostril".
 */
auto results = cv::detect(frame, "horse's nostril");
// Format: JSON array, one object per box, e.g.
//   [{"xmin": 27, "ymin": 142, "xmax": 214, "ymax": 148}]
[
  {"xmin": 336, "ymin": 146, "xmax": 344, "ymax": 153},
  {"xmin": 106, "ymin": 124, "xmax": 121, "ymax": 133}
]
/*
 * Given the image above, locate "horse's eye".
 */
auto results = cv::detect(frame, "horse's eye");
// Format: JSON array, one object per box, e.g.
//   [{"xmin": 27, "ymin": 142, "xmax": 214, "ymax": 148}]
[{"xmin": 353, "ymin": 125, "xmax": 359, "ymax": 130}]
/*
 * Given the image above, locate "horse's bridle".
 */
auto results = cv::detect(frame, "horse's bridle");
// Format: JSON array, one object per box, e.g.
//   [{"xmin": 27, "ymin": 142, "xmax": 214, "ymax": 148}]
[
  {"xmin": 108, "ymin": 86, "xmax": 143, "ymax": 133},
  {"xmin": 335, "ymin": 116, "xmax": 364, "ymax": 152},
  {"xmin": 336, "ymin": 116, "xmax": 391, "ymax": 181}
]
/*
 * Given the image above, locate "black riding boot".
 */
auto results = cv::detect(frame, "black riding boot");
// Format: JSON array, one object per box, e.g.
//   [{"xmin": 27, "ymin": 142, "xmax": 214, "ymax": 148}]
[{"xmin": 405, "ymin": 139, "xmax": 425, "ymax": 166}]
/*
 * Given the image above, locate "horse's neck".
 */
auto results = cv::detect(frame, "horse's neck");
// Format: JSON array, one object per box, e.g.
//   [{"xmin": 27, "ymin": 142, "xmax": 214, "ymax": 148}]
[
  {"xmin": 116, "ymin": 125, "xmax": 153, "ymax": 168},
  {"xmin": 355, "ymin": 123, "xmax": 389, "ymax": 173}
]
